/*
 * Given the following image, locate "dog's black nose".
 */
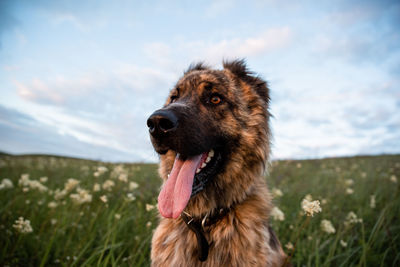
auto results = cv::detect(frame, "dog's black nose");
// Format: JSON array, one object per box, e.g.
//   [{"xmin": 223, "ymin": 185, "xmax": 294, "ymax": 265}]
[{"xmin": 147, "ymin": 109, "xmax": 178, "ymax": 137}]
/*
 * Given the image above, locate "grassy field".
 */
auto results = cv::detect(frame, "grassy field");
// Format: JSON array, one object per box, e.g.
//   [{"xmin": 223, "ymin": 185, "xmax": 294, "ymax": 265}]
[{"xmin": 0, "ymin": 153, "xmax": 399, "ymax": 266}]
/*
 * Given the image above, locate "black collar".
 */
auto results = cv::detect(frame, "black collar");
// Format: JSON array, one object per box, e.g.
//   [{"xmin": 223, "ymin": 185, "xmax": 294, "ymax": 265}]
[{"xmin": 180, "ymin": 207, "xmax": 231, "ymax": 262}]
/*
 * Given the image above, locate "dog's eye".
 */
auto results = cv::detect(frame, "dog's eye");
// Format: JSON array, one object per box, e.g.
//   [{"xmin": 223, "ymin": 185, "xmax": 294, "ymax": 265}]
[{"xmin": 210, "ymin": 94, "xmax": 222, "ymax": 105}]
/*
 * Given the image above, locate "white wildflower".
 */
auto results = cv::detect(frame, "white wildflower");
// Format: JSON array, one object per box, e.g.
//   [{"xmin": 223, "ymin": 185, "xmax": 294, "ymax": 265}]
[
  {"xmin": 18, "ymin": 174, "xmax": 47, "ymax": 192},
  {"xmin": 146, "ymin": 221, "xmax": 152, "ymax": 228},
  {"xmin": 115, "ymin": 214, "xmax": 121, "ymax": 220},
  {"xmin": 102, "ymin": 180, "xmax": 115, "ymax": 191},
  {"xmin": 13, "ymin": 217, "xmax": 33, "ymax": 234},
  {"xmin": 19, "ymin": 174, "xmax": 30, "ymax": 185},
  {"xmin": 39, "ymin": 176, "xmax": 48, "ymax": 183},
  {"xmin": 346, "ymin": 188, "xmax": 354, "ymax": 195},
  {"xmin": 304, "ymin": 194, "xmax": 313, "ymax": 201},
  {"xmin": 296, "ymin": 163, "xmax": 302, "ymax": 168},
  {"xmin": 146, "ymin": 204, "xmax": 155, "ymax": 211},
  {"xmin": 301, "ymin": 198, "xmax": 322, "ymax": 217},
  {"xmin": 64, "ymin": 178, "xmax": 80, "ymax": 192},
  {"xmin": 93, "ymin": 183, "xmax": 101, "ymax": 192},
  {"xmin": 320, "ymin": 219, "xmax": 336, "ymax": 234},
  {"xmin": 118, "ymin": 173, "xmax": 128, "ymax": 183},
  {"xmin": 129, "ymin": 181, "xmax": 139, "ymax": 191},
  {"xmin": 370, "ymin": 195, "xmax": 376, "ymax": 209},
  {"xmin": 126, "ymin": 193, "xmax": 136, "ymax": 202},
  {"xmin": 28, "ymin": 180, "xmax": 48, "ymax": 192},
  {"xmin": 70, "ymin": 188, "xmax": 92, "ymax": 205},
  {"xmin": 48, "ymin": 201, "xmax": 58, "ymax": 208},
  {"xmin": 97, "ymin": 166, "xmax": 108, "ymax": 173},
  {"xmin": 390, "ymin": 175, "xmax": 397, "ymax": 183},
  {"xmin": 100, "ymin": 195, "xmax": 108, "ymax": 203},
  {"xmin": 285, "ymin": 242, "xmax": 294, "ymax": 250},
  {"xmin": 340, "ymin": 239, "xmax": 348, "ymax": 247},
  {"xmin": 51, "ymin": 219, "xmax": 57, "ymax": 225},
  {"xmin": 270, "ymin": 206, "xmax": 285, "ymax": 221},
  {"xmin": 361, "ymin": 172, "xmax": 367, "ymax": 178},
  {"xmin": 0, "ymin": 178, "xmax": 13, "ymax": 189},
  {"xmin": 94, "ymin": 166, "xmax": 108, "ymax": 177},
  {"xmin": 271, "ymin": 188, "xmax": 283, "ymax": 198},
  {"xmin": 54, "ymin": 189, "xmax": 67, "ymax": 200},
  {"xmin": 344, "ymin": 211, "xmax": 363, "ymax": 227}
]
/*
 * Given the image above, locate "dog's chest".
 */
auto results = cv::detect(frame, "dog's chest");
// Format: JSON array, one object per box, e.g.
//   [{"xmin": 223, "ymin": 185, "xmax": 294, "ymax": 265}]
[{"xmin": 151, "ymin": 218, "xmax": 278, "ymax": 267}]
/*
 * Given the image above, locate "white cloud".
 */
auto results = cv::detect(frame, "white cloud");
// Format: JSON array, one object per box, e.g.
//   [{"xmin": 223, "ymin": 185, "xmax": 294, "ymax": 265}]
[
  {"xmin": 142, "ymin": 27, "xmax": 293, "ymax": 67},
  {"xmin": 15, "ymin": 64, "xmax": 176, "ymax": 107},
  {"xmin": 12, "ymin": 63, "xmax": 178, "ymax": 162},
  {"xmin": 184, "ymin": 27, "xmax": 292, "ymax": 62}
]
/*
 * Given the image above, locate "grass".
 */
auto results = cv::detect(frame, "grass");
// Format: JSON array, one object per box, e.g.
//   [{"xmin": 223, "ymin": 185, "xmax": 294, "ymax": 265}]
[{"xmin": 0, "ymin": 153, "xmax": 399, "ymax": 266}]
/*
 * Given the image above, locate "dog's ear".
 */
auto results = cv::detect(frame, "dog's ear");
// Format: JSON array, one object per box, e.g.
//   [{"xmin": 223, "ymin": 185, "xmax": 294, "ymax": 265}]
[
  {"xmin": 184, "ymin": 62, "xmax": 209, "ymax": 74},
  {"xmin": 223, "ymin": 59, "xmax": 269, "ymax": 103}
]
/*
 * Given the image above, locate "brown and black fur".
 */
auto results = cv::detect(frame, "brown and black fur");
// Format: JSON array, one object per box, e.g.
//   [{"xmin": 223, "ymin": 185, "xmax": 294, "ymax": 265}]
[{"xmin": 148, "ymin": 59, "xmax": 286, "ymax": 266}]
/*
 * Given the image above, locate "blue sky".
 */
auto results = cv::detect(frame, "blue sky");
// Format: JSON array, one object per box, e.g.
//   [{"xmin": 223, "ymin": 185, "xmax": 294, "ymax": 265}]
[{"xmin": 0, "ymin": 0, "xmax": 399, "ymax": 162}]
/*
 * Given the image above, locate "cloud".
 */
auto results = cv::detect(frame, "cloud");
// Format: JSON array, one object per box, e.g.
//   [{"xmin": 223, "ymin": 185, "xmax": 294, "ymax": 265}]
[
  {"xmin": 142, "ymin": 26, "xmax": 293, "ymax": 68},
  {"xmin": 270, "ymin": 80, "xmax": 400, "ymax": 159},
  {"xmin": 311, "ymin": 1, "xmax": 400, "ymax": 65},
  {"xmin": 312, "ymin": 32, "xmax": 400, "ymax": 65},
  {"xmin": 182, "ymin": 27, "xmax": 293, "ymax": 63},
  {"xmin": 15, "ymin": 64, "xmax": 176, "ymax": 110},
  {"xmin": 12, "ymin": 64, "xmax": 178, "ymax": 162},
  {"xmin": 0, "ymin": 104, "xmax": 157, "ymax": 162}
]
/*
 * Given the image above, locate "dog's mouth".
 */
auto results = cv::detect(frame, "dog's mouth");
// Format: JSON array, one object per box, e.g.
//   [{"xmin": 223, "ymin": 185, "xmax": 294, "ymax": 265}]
[{"xmin": 157, "ymin": 149, "xmax": 222, "ymax": 219}]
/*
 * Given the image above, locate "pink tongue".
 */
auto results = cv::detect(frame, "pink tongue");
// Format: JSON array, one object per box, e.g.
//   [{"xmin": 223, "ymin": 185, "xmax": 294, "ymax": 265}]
[{"xmin": 158, "ymin": 154, "xmax": 203, "ymax": 219}]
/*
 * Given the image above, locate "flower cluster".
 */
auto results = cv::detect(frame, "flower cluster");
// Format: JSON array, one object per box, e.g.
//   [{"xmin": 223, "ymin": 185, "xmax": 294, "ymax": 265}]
[
  {"xmin": 271, "ymin": 188, "xmax": 283, "ymax": 198},
  {"xmin": 102, "ymin": 180, "xmax": 115, "ymax": 191},
  {"xmin": 344, "ymin": 211, "xmax": 363, "ymax": 227},
  {"xmin": 320, "ymin": 219, "xmax": 336, "ymax": 234},
  {"xmin": 301, "ymin": 197, "xmax": 322, "ymax": 217},
  {"xmin": 370, "ymin": 195, "xmax": 376, "ymax": 209},
  {"xmin": 94, "ymin": 166, "xmax": 108, "ymax": 177},
  {"xmin": 0, "ymin": 178, "xmax": 13, "ymax": 190},
  {"xmin": 270, "ymin": 206, "xmax": 285, "ymax": 221},
  {"xmin": 54, "ymin": 178, "xmax": 80, "ymax": 200},
  {"xmin": 18, "ymin": 174, "xmax": 48, "ymax": 192},
  {"xmin": 13, "ymin": 217, "xmax": 33, "ymax": 234},
  {"xmin": 146, "ymin": 204, "xmax": 155, "ymax": 211},
  {"xmin": 110, "ymin": 165, "xmax": 129, "ymax": 182},
  {"xmin": 70, "ymin": 188, "xmax": 93, "ymax": 205}
]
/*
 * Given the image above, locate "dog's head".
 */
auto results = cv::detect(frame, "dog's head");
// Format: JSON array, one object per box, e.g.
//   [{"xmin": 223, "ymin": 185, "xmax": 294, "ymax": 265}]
[{"xmin": 147, "ymin": 59, "xmax": 270, "ymax": 218}]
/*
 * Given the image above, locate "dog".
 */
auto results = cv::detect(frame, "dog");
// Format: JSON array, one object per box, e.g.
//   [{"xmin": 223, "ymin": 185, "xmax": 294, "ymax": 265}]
[{"xmin": 147, "ymin": 59, "xmax": 286, "ymax": 266}]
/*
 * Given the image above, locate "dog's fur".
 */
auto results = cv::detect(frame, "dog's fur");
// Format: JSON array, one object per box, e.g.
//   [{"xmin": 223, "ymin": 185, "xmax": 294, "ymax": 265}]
[{"xmin": 148, "ymin": 60, "xmax": 286, "ymax": 266}]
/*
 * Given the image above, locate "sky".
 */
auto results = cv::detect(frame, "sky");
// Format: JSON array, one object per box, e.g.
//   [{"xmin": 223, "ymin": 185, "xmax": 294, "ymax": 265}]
[{"xmin": 0, "ymin": 0, "xmax": 399, "ymax": 162}]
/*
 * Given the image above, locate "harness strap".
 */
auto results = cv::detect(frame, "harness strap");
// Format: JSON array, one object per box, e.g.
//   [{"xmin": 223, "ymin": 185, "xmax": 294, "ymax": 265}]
[{"xmin": 180, "ymin": 208, "xmax": 231, "ymax": 261}]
